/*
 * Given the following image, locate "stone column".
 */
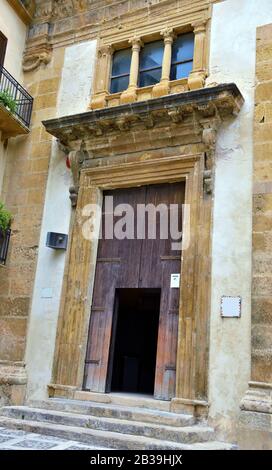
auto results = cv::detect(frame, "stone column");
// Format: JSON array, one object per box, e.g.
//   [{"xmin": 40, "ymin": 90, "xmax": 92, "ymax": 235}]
[
  {"xmin": 239, "ymin": 23, "xmax": 272, "ymax": 450},
  {"xmin": 90, "ymin": 44, "xmax": 114, "ymax": 110},
  {"xmin": 120, "ymin": 37, "xmax": 143, "ymax": 104},
  {"xmin": 188, "ymin": 21, "xmax": 207, "ymax": 91},
  {"xmin": 153, "ymin": 28, "xmax": 176, "ymax": 98}
]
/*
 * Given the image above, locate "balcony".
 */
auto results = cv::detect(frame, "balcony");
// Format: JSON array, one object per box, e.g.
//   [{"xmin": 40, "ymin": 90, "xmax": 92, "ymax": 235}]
[{"xmin": 0, "ymin": 65, "xmax": 33, "ymax": 140}]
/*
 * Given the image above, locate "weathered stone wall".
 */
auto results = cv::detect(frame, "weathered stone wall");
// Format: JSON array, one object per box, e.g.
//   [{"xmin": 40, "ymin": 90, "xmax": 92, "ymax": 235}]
[
  {"xmin": 24, "ymin": 39, "xmax": 97, "ymax": 402},
  {"xmin": 252, "ymin": 23, "xmax": 272, "ymax": 385},
  {"xmin": 0, "ymin": 46, "xmax": 64, "ymax": 405},
  {"xmin": 0, "ymin": 0, "xmax": 212, "ymax": 406},
  {"xmin": 237, "ymin": 22, "xmax": 272, "ymax": 450}
]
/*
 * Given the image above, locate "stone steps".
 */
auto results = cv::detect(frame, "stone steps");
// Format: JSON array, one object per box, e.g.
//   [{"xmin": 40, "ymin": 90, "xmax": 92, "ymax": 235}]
[
  {"xmin": 0, "ymin": 406, "xmax": 213, "ymax": 444},
  {"xmin": 26, "ymin": 398, "xmax": 196, "ymax": 427},
  {"xmin": 0, "ymin": 399, "xmax": 236, "ymax": 450},
  {"xmin": 0, "ymin": 416, "xmax": 234, "ymax": 450}
]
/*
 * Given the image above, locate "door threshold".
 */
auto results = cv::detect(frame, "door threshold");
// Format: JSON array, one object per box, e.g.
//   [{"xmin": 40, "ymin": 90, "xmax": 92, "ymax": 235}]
[{"xmin": 74, "ymin": 390, "xmax": 171, "ymax": 412}]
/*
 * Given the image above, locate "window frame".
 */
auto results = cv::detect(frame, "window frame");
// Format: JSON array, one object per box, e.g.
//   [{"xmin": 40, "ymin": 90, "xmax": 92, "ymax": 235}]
[
  {"xmin": 170, "ymin": 33, "xmax": 194, "ymax": 82},
  {"xmin": 110, "ymin": 48, "xmax": 131, "ymax": 95},
  {"xmin": 0, "ymin": 31, "xmax": 7, "ymax": 68},
  {"xmin": 138, "ymin": 40, "xmax": 164, "ymax": 88}
]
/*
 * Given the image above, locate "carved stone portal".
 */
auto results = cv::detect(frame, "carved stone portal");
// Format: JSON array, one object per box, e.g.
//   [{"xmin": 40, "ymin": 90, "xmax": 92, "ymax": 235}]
[{"xmin": 43, "ymin": 84, "xmax": 244, "ymax": 207}]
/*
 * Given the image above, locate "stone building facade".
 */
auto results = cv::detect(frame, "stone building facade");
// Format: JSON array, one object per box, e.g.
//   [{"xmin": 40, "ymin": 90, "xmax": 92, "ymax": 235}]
[{"xmin": 0, "ymin": 0, "xmax": 271, "ymax": 449}]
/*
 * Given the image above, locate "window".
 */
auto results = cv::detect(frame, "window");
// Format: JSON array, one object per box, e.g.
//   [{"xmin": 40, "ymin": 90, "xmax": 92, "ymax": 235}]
[
  {"xmin": 110, "ymin": 48, "xmax": 131, "ymax": 94},
  {"xmin": 139, "ymin": 40, "xmax": 164, "ymax": 88},
  {"xmin": 170, "ymin": 33, "xmax": 194, "ymax": 81},
  {"xmin": 0, "ymin": 32, "xmax": 7, "ymax": 68}
]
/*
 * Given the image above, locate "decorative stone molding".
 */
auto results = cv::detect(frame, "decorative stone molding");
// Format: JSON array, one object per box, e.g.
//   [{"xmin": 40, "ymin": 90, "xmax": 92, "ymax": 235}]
[
  {"xmin": 23, "ymin": 50, "xmax": 52, "ymax": 72},
  {"xmin": 0, "ymin": 364, "xmax": 27, "ymax": 386},
  {"xmin": 201, "ymin": 124, "xmax": 218, "ymax": 195},
  {"xmin": 44, "ymin": 84, "xmax": 243, "ymax": 205},
  {"xmin": 7, "ymin": 0, "xmax": 35, "ymax": 25},
  {"xmin": 241, "ymin": 382, "xmax": 272, "ymax": 414},
  {"xmin": 67, "ymin": 145, "xmax": 90, "ymax": 208},
  {"xmin": 43, "ymin": 83, "xmax": 243, "ymax": 408}
]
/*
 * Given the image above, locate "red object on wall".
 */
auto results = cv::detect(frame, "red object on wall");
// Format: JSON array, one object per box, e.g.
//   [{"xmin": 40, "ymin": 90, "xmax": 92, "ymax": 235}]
[{"xmin": 66, "ymin": 155, "xmax": 71, "ymax": 169}]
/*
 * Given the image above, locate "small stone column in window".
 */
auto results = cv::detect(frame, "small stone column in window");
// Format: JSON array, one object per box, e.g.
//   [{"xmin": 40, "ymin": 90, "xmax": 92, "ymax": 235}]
[
  {"xmin": 120, "ymin": 36, "xmax": 143, "ymax": 104},
  {"xmin": 90, "ymin": 44, "xmax": 114, "ymax": 109},
  {"xmin": 188, "ymin": 20, "xmax": 207, "ymax": 91},
  {"xmin": 153, "ymin": 27, "xmax": 175, "ymax": 98}
]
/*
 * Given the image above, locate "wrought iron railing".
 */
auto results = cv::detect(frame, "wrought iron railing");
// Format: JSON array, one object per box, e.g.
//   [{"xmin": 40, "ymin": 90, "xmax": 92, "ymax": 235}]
[
  {"xmin": 0, "ymin": 65, "xmax": 33, "ymax": 128},
  {"xmin": 0, "ymin": 228, "xmax": 11, "ymax": 265}
]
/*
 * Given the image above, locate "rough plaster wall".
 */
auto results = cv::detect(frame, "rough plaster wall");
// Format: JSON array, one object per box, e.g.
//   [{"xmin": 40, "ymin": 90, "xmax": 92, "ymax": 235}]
[
  {"xmin": 57, "ymin": 40, "xmax": 97, "ymax": 117},
  {"xmin": 207, "ymin": 0, "xmax": 272, "ymax": 440},
  {"xmin": 25, "ymin": 40, "xmax": 97, "ymax": 401},
  {"xmin": 0, "ymin": 0, "xmax": 27, "ymax": 80}
]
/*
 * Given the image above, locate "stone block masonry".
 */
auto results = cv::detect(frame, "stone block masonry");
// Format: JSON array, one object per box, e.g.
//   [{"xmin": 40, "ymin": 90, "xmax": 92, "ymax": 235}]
[
  {"xmin": 252, "ymin": 23, "xmax": 272, "ymax": 385},
  {"xmin": 0, "ymin": 46, "xmax": 65, "ymax": 406},
  {"xmin": 239, "ymin": 22, "xmax": 272, "ymax": 450}
]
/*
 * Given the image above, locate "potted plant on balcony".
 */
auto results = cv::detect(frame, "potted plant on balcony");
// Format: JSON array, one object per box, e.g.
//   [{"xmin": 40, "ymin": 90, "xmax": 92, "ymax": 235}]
[
  {"xmin": 0, "ymin": 201, "xmax": 12, "ymax": 238},
  {"xmin": 0, "ymin": 90, "xmax": 17, "ymax": 114},
  {"xmin": 0, "ymin": 201, "xmax": 12, "ymax": 265}
]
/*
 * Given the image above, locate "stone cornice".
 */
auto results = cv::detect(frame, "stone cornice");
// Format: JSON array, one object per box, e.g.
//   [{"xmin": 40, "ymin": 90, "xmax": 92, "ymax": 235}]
[
  {"xmin": 43, "ymin": 84, "xmax": 243, "ymax": 206},
  {"xmin": 7, "ymin": 0, "xmax": 35, "ymax": 25},
  {"xmin": 25, "ymin": 0, "xmax": 210, "ymax": 71},
  {"xmin": 43, "ymin": 84, "xmax": 244, "ymax": 147}
]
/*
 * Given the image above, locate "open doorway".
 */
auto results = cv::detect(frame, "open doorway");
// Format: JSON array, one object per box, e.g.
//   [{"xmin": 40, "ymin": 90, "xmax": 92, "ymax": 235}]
[{"xmin": 106, "ymin": 288, "xmax": 161, "ymax": 395}]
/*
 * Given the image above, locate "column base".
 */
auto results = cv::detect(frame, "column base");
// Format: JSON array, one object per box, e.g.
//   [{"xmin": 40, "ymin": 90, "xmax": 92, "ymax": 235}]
[
  {"xmin": 89, "ymin": 92, "xmax": 108, "ymax": 110},
  {"xmin": 188, "ymin": 71, "xmax": 206, "ymax": 91},
  {"xmin": 239, "ymin": 381, "xmax": 272, "ymax": 449},
  {"xmin": 120, "ymin": 87, "xmax": 137, "ymax": 104},
  {"xmin": 241, "ymin": 381, "xmax": 272, "ymax": 413},
  {"xmin": 0, "ymin": 363, "xmax": 27, "ymax": 406},
  {"xmin": 170, "ymin": 397, "xmax": 209, "ymax": 418},
  {"xmin": 48, "ymin": 383, "xmax": 77, "ymax": 399},
  {"xmin": 152, "ymin": 80, "xmax": 170, "ymax": 98}
]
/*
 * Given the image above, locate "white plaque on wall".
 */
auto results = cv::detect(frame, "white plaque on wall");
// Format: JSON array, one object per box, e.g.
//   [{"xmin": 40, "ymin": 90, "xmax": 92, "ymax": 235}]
[
  {"xmin": 170, "ymin": 274, "xmax": 180, "ymax": 288},
  {"xmin": 221, "ymin": 296, "xmax": 241, "ymax": 318}
]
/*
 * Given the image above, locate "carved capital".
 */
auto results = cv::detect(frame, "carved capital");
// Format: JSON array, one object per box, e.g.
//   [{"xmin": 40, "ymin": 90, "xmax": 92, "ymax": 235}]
[
  {"xmin": 129, "ymin": 36, "xmax": 143, "ymax": 51},
  {"xmin": 191, "ymin": 19, "xmax": 208, "ymax": 34},
  {"xmin": 98, "ymin": 44, "xmax": 114, "ymax": 58},
  {"xmin": 161, "ymin": 27, "xmax": 176, "ymax": 43}
]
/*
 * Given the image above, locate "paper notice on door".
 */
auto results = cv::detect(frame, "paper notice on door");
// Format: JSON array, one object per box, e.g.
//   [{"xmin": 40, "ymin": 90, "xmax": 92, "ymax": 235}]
[{"xmin": 170, "ymin": 274, "xmax": 180, "ymax": 288}]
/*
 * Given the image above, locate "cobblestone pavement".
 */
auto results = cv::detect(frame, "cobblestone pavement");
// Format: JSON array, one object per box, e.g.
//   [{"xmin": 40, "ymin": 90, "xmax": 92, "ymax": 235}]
[{"xmin": 0, "ymin": 427, "xmax": 109, "ymax": 450}]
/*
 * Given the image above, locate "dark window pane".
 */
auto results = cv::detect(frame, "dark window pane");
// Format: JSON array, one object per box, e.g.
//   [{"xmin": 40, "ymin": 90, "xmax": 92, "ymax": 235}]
[
  {"xmin": 170, "ymin": 61, "xmax": 193, "ymax": 80},
  {"xmin": 172, "ymin": 33, "xmax": 194, "ymax": 64},
  {"xmin": 139, "ymin": 68, "xmax": 162, "ymax": 87},
  {"xmin": 139, "ymin": 40, "xmax": 164, "ymax": 71},
  {"xmin": 110, "ymin": 75, "xmax": 129, "ymax": 93},
  {"xmin": 111, "ymin": 49, "xmax": 131, "ymax": 77}
]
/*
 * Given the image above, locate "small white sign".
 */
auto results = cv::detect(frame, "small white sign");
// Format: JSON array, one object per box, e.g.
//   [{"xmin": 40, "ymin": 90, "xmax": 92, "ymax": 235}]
[
  {"xmin": 221, "ymin": 296, "xmax": 241, "ymax": 318},
  {"xmin": 171, "ymin": 274, "xmax": 180, "ymax": 288}
]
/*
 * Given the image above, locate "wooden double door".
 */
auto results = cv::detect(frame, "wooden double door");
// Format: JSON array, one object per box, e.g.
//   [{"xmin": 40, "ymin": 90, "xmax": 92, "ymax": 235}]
[{"xmin": 84, "ymin": 182, "xmax": 185, "ymax": 400}]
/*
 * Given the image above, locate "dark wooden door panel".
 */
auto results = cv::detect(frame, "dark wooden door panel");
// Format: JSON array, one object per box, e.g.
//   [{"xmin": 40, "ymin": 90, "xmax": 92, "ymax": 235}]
[
  {"xmin": 139, "ymin": 183, "xmax": 184, "ymax": 399},
  {"xmin": 84, "ymin": 186, "xmax": 145, "ymax": 391},
  {"xmin": 84, "ymin": 182, "xmax": 185, "ymax": 399}
]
